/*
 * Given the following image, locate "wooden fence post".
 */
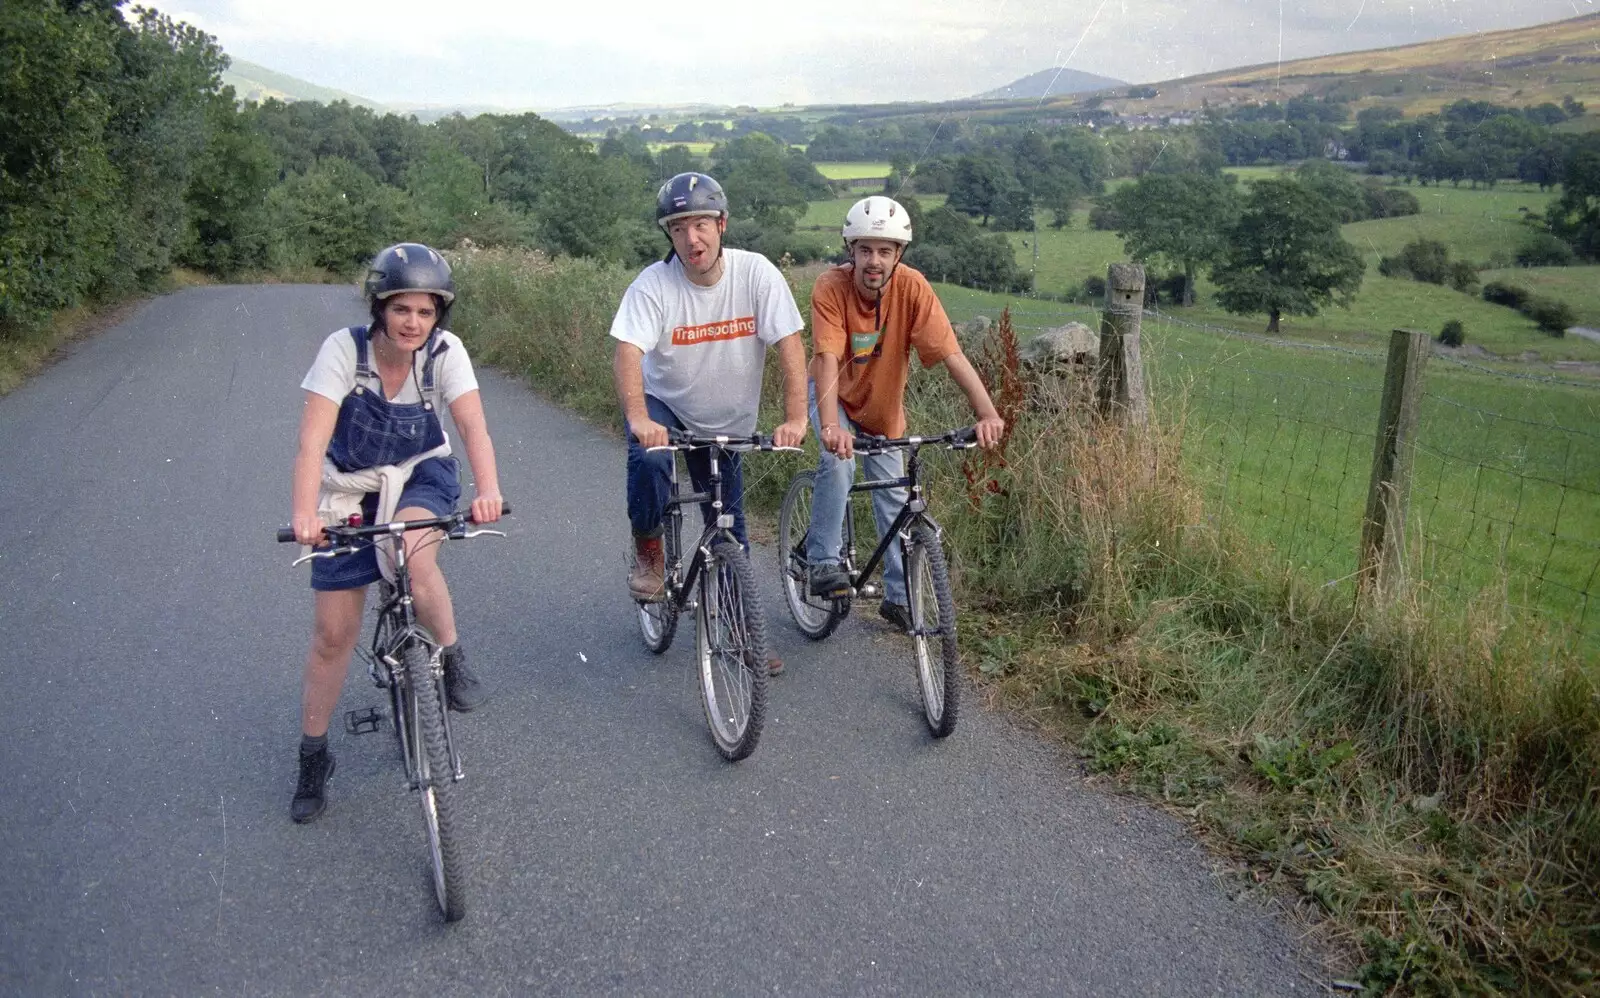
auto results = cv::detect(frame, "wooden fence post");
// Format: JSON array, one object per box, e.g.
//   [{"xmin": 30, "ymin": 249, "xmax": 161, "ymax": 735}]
[
  {"xmin": 1359, "ymin": 329, "xmax": 1430, "ymax": 597},
  {"xmin": 1097, "ymin": 263, "xmax": 1150, "ymax": 427}
]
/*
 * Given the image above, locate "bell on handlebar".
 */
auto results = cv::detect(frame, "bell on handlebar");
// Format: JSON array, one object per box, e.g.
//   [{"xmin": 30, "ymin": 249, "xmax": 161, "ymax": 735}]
[{"xmin": 346, "ymin": 513, "xmax": 364, "ymax": 527}]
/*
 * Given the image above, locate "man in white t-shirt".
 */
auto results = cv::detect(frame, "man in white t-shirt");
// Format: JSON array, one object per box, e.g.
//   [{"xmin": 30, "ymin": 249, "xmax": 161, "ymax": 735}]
[{"xmin": 611, "ymin": 172, "xmax": 807, "ymax": 668}]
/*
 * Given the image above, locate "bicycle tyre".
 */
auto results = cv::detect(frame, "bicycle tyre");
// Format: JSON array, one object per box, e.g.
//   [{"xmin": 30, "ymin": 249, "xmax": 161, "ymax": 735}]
[
  {"xmin": 637, "ymin": 597, "xmax": 679, "ymax": 654},
  {"xmin": 695, "ymin": 540, "xmax": 769, "ymax": 761},
  {"xmin": 905, "ymin": 523, "xmax": 960, "ymax": 738},
  {"xmin": 777, "ymin": 471, "xmax": 849, "ymax": 640},
  {"xmin": 405, "ymin": 640, "xmax": 467, "ymax": 922}
]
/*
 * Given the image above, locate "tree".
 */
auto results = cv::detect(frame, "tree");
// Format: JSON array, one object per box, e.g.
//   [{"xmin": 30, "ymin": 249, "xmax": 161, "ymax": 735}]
[
  {"xmin": 901, "ymin": 199, "xmax": 1027, "ymax": 293},
  {"xmin": 947, "ymin": 154, "xmax": 1013, "ymax": 225},
  {"xmin": 0, "ymin": 0, "xmax": 119, "ymax": 323},
  {"xmin": 265, "ymin": 157, "xmax": 407, "ymax": 271},
  {"xmin": 712, "ymin": 132, "xmax": 813, "ymax": 228},
  {"xmin": 1548, "ymin": 131, "xmax": 1600, "ymax": 260},
  {"xmin": 1211, "ymin": 179, "xmax": 1364, "ymax": 333},
  {"xmin": 1108, "ymin": 173, "xmax": 1238, "ymax": 306},
  {"xmin": 535, "ymin": 151, "xmax": 651, "ymax": 263},
  {"xmin": 179, "ymin": 91, "xmax": 278, "ymax": 275}
]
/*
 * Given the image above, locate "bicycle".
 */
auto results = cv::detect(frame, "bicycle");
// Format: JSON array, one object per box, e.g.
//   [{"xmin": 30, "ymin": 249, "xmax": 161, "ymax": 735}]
[
  {"xmin": 777, "ymin": 427, "xmax": 976, "ymax": 738},
  {"xmin": 277, "ymin": 505, "xmax": 508, "ymax": 922},
  {"xmin": 633, "ymin": 429, "xmax": 798, "ymax": 762}
]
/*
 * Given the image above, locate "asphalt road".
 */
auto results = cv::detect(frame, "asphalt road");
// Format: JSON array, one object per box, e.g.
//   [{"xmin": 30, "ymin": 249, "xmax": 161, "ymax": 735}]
[{"xmin": 0, "ymin": 285, "xmax": 1321, "ymax": 996}]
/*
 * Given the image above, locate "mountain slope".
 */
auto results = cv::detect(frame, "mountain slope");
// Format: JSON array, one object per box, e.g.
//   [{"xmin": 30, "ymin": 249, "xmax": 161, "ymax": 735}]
[
  {"xmin": 222, "ymin": 59, "xmax": 382, "ymax": 109},
  {"xmin": 1095, "ymin": 12, "xmax": 1600, "ymax": 116},
  {"xmin": 976, "ymin": 67, "xmax": 1126, "ymax": 100}
]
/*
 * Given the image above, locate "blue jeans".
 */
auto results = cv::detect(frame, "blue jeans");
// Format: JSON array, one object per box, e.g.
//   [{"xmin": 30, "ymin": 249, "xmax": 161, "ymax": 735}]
[
  {"xmin": 805, "ymin": 382, "xmax": 908, "ymax": 606},
  {"xmin": 626, "ymin": 395, "xmax": 747, "ymax": 547}
]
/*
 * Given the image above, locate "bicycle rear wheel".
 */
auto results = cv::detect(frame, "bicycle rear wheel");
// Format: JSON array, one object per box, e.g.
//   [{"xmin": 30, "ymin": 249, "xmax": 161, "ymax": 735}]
[
  {"xmin": 695, "ymin": 540, "xmax": 769, "ymax": 761},
  {"xmin": 404, "ymin": 641, "xmax": 467, "ymax": 921},
  {"xmin": 777, "ymin": 471, "xmax": 849, "ymax": 640},
  {"xmin": 905, "ymin": 523, "xmax": 960, "ymax": 738},
  {"xmin": 637, "ymin": 599, "xmax": 679, "ymax": 653}
]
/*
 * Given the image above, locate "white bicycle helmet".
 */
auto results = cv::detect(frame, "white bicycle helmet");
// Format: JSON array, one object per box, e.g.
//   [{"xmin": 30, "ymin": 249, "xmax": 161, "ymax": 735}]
[{"xmin": 841, "ymin": 196, "xmax": 913, "ymax": 245}]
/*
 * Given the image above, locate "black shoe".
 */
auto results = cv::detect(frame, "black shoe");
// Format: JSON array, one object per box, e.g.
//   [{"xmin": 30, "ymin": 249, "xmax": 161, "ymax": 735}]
[
  {"xmin": 808, "ymin": 562, "xmax": 851, "ymax": 597},
  {"xmin": 291, "ymin": 748, "xmax": 335, "ymax": 824},
  {"xmin": 441, "ymin": 644, "xmax": 487, "ymax": 713},
  {"xmin": 879, "ymin": 601, "xmax": 913, "ymax": 633}
]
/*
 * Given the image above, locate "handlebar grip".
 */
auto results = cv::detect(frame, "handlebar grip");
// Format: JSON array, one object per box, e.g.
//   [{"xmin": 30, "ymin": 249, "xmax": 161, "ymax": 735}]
[
  {"xmin": 469, "ymin": 501, "xmax": 511, "ymax": 524},
  {"xmin": 276, "ymin": 527, "xmax": 298, "ymax": 543},
  {"xmin": 951, "ymin": 426, "xmax": 978, "ymax": 445}
]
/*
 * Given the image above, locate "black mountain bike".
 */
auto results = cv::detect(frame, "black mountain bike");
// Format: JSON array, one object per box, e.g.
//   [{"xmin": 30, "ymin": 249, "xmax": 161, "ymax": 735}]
[
  {"xmin": 278, "ymin": 506, "xmax": 507, "ymax": 922},
  {"xmin": 634, "ymin": 429, "xmax": 797, "ymax": 762},
  {"xmin": 777, "ymin": 428, "xmax": 975, "ymax": 737}
]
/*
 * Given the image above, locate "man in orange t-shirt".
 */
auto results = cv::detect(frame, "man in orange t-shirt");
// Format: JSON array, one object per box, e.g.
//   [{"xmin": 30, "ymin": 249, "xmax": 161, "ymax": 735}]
[{"xmin": 806, "ymin": 196, "xmax": 1005, "ymax": 629}]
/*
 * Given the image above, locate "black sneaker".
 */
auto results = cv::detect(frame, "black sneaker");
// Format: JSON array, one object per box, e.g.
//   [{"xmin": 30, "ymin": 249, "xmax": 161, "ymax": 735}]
[
  {"xmin": 878, "ymin": 600, "xmax": 913, "ymax": 633},
  {"xmin": 441, "ymin": 644, "xmax": 487, "ymax": 713},
  {"xmin": 808, "ymin": 562, "xmax": 851, "ymax": 597},
  {"xmin": 291, "ymin": 748, "xmax": 335, "ymax": 824}
]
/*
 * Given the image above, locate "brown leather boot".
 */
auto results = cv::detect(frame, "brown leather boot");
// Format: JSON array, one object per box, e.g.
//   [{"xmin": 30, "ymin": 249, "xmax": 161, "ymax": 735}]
[{"xmin": 629, "ymin": 535, "xmax": 666, "ymax": 601}]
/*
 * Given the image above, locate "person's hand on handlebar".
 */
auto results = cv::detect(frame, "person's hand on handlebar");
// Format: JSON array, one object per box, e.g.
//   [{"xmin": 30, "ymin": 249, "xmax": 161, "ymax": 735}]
[
  {"xmin": 469, "ymin": 491, "xmax": 504, "ymax": 525},
  {"xmin": 974, "ymin": 414, "xmax": 1006, "ymax": 449},
  {"xmin": 291, "ymin": 510, "xmax": 326, "ymax": 547},
  {"xmin": 772, "ymin": 418, "xmax": 807, "ymax": 450},
  {"xmin": 630, "ymin": 416, "xmax": 669, "ymax": 449},
  {"xmin": 820, "ymin": 422, "xmax": 854, "ymax": 459}
]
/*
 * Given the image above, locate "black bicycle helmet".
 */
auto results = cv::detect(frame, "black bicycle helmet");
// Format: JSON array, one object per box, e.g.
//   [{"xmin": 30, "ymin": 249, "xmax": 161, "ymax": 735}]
[
  {"xmin": 364, "ymin": 243, "xmax": 455, "ymax": 303},
  {"xmin": 655, "ymin": 172, "xmax": 728, "ymax": 229}
]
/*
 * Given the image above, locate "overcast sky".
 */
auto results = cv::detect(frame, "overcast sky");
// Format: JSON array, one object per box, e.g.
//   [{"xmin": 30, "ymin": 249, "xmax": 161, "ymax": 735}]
[{"xmin": 166, "ymin": 0, "xmax": 1595, "ymax": 110}]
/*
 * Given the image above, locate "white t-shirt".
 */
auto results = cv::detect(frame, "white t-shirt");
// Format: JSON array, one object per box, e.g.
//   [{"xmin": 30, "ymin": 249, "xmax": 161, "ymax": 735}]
[
  {"xmin": 300, "ymin": 327, "xmax": 480, "ymax": 455},
  {"xmin": 608, "ymin": 248, "xmax": 803, "ymax": 436}
]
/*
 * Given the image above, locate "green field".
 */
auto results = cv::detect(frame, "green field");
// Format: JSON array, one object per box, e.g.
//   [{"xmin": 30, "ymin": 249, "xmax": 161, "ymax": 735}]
[
  {"xmin": 930, "ymin": 281, "xmax": 1600, "ymax": 641},
  {"xmin": 646, "ymin": 141, "xmax": 714, "ymax": 156},
  {"xmin": 798, "ymin": 193, "xmax": 946, "ymax": 230},
  {"xmin": 813, "ymin": 161, "xmax": 892, "ymax": 180},
  {"xmin": 1003, "ymin": 182, "xmax": 1600, "ymax": 362},
  {"xmin": 1344, "ymin": 182, "xmax": 1557, "ymax": 265}
]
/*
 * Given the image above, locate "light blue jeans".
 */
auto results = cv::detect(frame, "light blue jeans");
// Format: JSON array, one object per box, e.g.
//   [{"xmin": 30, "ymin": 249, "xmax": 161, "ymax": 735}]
[{"xmin": 805, "ymin": 382, "xmax": 909, "ymax": 606}]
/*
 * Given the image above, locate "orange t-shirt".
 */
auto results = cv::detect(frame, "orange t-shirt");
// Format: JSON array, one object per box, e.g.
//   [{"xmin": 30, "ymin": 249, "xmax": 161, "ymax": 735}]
[{"xmin": 810, "ymin": 263, "xmax": 961, "ymax": 437}]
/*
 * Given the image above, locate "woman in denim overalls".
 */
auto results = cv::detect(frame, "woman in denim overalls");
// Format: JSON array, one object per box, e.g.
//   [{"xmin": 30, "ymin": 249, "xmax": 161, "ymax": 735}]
[{"xmin": 287, "ymin": 243, "xmax": 504, "ymax": 824}]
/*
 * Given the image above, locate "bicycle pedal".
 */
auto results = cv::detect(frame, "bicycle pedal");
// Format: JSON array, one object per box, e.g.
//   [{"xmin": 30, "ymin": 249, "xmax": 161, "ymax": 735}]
[
  {"xmin": 344, "ymin": 707, "xmax": 385, "ymax": 735},
  {"xmin": 858, "ymin": 582, "xmax": 881, "ymax": 599}
]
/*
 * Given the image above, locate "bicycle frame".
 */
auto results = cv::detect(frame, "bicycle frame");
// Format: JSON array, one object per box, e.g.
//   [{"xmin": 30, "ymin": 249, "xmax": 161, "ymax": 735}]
[
  {"xmin": 839, "ymin": 440, "xmax": 947, "ymax": 595},
  {"xmin": 362, "ymin": 533, "xmax": 461, "ymax": 786},
  {"xmin": 653, "ymin": 437, "xmax": 759, "ymax": 610}
]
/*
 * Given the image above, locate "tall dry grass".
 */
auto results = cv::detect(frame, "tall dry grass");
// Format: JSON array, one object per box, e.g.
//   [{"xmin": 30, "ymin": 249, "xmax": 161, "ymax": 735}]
[{"xmin": 910, "ymin": 311, "xmax": 1599, "ymax": 994}]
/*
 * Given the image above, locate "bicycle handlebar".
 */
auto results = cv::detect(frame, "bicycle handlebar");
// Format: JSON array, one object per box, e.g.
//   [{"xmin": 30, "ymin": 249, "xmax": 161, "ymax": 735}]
[
  {"xmin": 852, "ymin": 426, "xmax": 978, "ymax": 453},
  {"xmin": 640, "ymin": 429, "xmax": 801, "ymax": 453},
  {"xmin": 275, "ymin": 502, "xmax": 512, "ymax": 544}
]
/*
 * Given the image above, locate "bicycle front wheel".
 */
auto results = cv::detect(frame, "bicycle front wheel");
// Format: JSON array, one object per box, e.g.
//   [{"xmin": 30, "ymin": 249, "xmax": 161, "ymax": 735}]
[
  {"xmin": 777, "ymin": 471, "xmax": 849, "ymax": 640},
  {"xmin": 905, "ymin": 523, "xmax": 960, "ymax": 738},
  {"xmin": 695, "ymin": 540, "xmax": 769, "ymax": 761},
  {"xmin": 404, "ymin": 641, "xmax": 467, "ymax": 922}
]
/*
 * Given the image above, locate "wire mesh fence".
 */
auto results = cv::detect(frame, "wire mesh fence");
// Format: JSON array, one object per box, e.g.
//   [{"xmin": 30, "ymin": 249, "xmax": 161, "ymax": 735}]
[{"xmin": 939, "ymin": 293, "xmax": 1600, "ymax": 644}]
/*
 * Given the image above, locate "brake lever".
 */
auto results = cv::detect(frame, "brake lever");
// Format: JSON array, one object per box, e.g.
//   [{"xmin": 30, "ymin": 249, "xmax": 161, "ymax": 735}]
[
  {"xmin": 461, "ymin": 527, "xmax": 508, "ymax": 539},
  {"xmin": 291, "ymin": 545, "xmax": 357, "ymax": 567}
]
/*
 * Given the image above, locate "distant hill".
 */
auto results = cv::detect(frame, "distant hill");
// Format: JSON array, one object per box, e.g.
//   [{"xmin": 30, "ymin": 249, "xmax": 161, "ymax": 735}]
[
  {"xmin": 1093, "ymin": 12, "xmax": 1600, "ymax": 117},
  {"xmin": 223, "ymin": 59, "xmax": 382, "ymax": 109},
  {"xmin": 976, "ymin": 68, "xmax": 1126, "ymax": 100}
]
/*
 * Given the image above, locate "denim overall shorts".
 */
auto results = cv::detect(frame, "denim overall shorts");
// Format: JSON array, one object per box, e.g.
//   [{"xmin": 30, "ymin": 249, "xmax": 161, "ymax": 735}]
[{"xmin": 311, "ymin": 325, "xmax": 462, "ymax": 591}]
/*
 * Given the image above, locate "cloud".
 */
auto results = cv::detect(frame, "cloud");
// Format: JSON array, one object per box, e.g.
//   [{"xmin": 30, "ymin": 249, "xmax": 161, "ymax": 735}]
[{"xmin": 174, "ymin": 0, "xmax": 1594, "ymax": 107}]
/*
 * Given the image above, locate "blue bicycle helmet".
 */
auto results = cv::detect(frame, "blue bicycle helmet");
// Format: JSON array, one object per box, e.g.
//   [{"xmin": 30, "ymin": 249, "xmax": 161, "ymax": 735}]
[{"xmin": 655, "ymin": 173, "xmax": 729, "ymax": 229}]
